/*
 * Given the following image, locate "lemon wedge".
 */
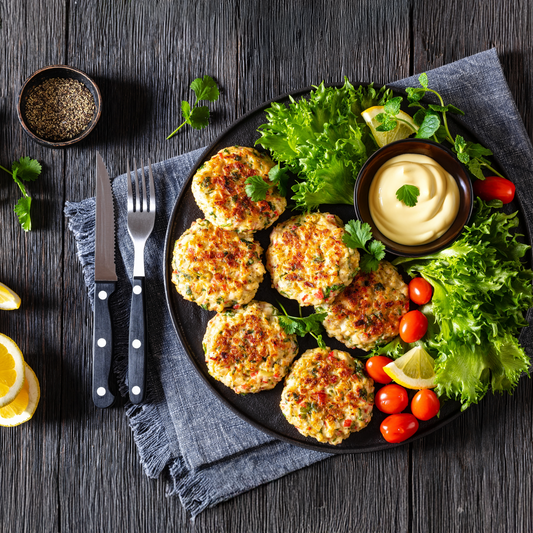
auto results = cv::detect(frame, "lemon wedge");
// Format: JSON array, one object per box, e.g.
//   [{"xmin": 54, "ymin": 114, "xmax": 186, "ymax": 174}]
[
  {"xmin": 0, "ymin": 363, "xmax": 40, "ymax": 426},
  {"xmin": 383, "ymin": 345, "xmax": 436, "ymax": 389},
  {"xmin": 0, "ymin": 333, "xmax": 26, "ymax": 407},
  {"xmin": 0, "ymin": 282, "xmax": 21, "ymax": 310},
  {"xmin": 361, "ymin": 106, "xmax": 419, "ymax": 148}
]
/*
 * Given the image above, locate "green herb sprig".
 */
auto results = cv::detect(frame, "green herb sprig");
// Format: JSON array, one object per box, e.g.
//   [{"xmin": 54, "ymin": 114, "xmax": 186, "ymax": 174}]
[
  {"xmin": 167, "ymin": 75, "xmax": 220, "ymax": 140},
  {"xmin": 244, "ymin": 164, "xmax": 290, "ymax": 201},
  {"xmin": 343, "ymin": 220, "xmax": 385, "ymax": 272},
  {"xmin": 277, "ymin": 302, "xmax": 327, "ymax": 348},
  {"xmin": 403, "ymin": 73, "xmax": 502, "ymax": 180},
  {"xmin": 0, "ymin": 157, "xmax": 42, "ymax": 231},
  {"xmin": 373, "ymin": 96, "xmax": 418, "ymax": 134},
  {"xmin": 396, "ymin": 184, "xmax": 420, "ymax": 207}
]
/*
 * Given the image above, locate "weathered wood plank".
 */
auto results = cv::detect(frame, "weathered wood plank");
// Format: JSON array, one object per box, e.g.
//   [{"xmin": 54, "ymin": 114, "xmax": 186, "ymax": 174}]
[{"xmin": 0, "ymin": 1, "xmax": 66, "ymax": 532}]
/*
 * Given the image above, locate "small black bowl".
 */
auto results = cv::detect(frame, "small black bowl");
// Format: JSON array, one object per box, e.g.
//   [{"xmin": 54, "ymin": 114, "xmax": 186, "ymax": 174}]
[
  {"xmin": 354, "ymin": 138, "xmax": 473, "ymax": 257},
  {"xmin": 17, "ymin": 65, "xmax": 102, "ymax": 148}
]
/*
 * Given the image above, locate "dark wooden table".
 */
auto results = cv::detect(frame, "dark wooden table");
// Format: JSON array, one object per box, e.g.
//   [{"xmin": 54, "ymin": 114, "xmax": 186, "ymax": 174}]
[{"xmin": 1, "ymin": 1, "xmax": 532, "ymax": 532}]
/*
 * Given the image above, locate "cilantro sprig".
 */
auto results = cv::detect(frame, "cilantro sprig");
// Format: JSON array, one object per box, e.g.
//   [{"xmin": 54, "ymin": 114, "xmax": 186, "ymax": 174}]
[
  {"xmin": 277, "ymin": 302, "xmax": 326, "ymax": 348},
  {"xmin": 342, "ymin": 220, "xmax": 385, "ymax": 273},
  {"xmin": 396, "ymin": 184, "xmax": 420, "ymax": 207},
  {"xmin": 245, "ymin": 164, "xmax": 290, "ymax": 201},
  {"xmin": 403, "ymin": 73, "xmax": 502, "ymax": 180},
  {"xmin": 0, "ymin": 156, "xmax": 42, "ymax": 231},
  {"xmin": 167, "ymin": 75, "xmax": 220, "ymax": 139}
]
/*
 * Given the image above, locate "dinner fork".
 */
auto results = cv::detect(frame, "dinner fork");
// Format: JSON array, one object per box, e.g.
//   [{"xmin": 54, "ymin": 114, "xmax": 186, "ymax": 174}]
[{"xmin": 126, "ymin": 158, "xmax": 156, "ymax": 404}]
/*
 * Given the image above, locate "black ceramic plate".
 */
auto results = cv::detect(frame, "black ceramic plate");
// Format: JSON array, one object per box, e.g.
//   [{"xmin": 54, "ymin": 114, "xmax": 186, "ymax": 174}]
[{"xmin": 163, "ymin": 85, "xmax": 525, "ymax": 453}]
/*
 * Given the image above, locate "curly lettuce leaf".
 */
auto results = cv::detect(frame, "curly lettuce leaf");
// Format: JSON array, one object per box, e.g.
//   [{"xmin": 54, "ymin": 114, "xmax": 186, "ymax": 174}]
[
  {"xmin": 392, "ymin": 200, "xmax": 533, "ymax": 409},
  {"xmin": 257, "ymin": 79, "xmax": 393, "ymax": 210}
]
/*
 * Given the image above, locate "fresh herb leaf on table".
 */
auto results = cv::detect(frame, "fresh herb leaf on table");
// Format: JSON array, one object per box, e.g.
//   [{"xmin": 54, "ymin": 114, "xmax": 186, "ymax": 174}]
[
  {"xmin": 396, "ymin": 184, "xmax": 420, "ymax": 207},
  {"xmin": 277, "ymin": 302, "xmax": 327, "ymax": 348},
  {"xmin": 342, "ymin": 220, "xmax": 385, "ymax": 273},
  {"xmin": 256, "ymin": 79, "xmax": 394, "ymax": 210},
  {"xmin": 167, "ymin": 75, "xmax": 220, "ymax": 139},
  {"xmin": 0, "ymin": 156, "xmax": 42, "ymax": 231},
  {"xmin": 245, "ymin": 164, "xmax": 290, "ymax": 201}
]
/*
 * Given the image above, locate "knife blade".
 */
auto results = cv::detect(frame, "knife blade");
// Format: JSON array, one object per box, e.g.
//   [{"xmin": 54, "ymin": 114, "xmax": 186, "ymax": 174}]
[{"xmin": 92, "ymin": 152, "xmax": 117, "ymax": 408}]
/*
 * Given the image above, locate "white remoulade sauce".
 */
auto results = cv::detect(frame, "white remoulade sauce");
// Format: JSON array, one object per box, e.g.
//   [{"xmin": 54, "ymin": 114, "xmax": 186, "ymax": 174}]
[{"xmin": 368, "ymin": 153, "xmax": 460, "ymax": 246}]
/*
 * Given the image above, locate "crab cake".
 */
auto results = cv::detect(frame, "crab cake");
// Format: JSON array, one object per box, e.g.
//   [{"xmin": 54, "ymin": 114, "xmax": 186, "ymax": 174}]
[
  {"xmin": 280, "ymin": 347, "xmax": 374, "ymax": 445},
  {"xmin": 192, "ymin": 146, "xmax": 287, "ymax": 233},
  {"xmin": 266, "ymin": 212, "xmax": 360, "ymax": 307},
  {"xmin": 203, "ymin": 301, "xmax": 299, "ymax": 394},
  {"xmin": 171, "ymin": 219, "xmax": 265, "ymax": 312},
  {"xmin": 320, "ymin": 261, "xmax": 409, "ymax": 351}
]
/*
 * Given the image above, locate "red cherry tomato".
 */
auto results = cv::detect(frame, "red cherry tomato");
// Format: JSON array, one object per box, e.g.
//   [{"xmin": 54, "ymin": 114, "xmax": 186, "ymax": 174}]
[
  {"xmin": 375, "ymin": 384, "xmax": 409, "ymax": 414},
  {"xmin": 408, "ymin": 277, "xmax": 433, "ymax": 305},
  {"xmin": 473, "ymin": 176, "xmax": 515, "ymax": 204},
  {"xmin": 365, "ymin": 356, "xmax": 394, "ymax": 384},
  {"xmin": 399, "ymin": 310, "xmax": 428, "ymax": 343},
  {"xmin": 380, "ymin": 413, "xmax": 419, "ymax": 443},
  {"xmin": 411, "ymin": 389, "xmax": 440, "ymax": 421}
]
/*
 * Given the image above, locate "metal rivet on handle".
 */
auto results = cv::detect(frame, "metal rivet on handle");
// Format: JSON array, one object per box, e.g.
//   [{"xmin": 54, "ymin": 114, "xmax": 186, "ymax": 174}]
[
  {"xmin": 133, "ymin": 285, "xmax": 142, "ymax": 295},
  {"xmin": 132, "ymin": 386, "xmax": 141, "ymax": 395},
  {"xmin": 132, "ymin": 339, "xmax": 141, "ymax": 349},
  {"xmin": 97, "ymin": 387, "xmax": 106, "ymax": 396},
  {"xmin": 97, "ymin": 338, "xmax": 107, "ymax": 347},
  {"xmin": 98, "ymin": 290, "xmax": 108, "ymax": 300}
]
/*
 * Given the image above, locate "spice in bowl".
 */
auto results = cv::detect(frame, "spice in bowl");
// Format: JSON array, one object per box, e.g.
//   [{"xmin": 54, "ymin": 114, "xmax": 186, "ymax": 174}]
[{"xmin": 23, "ymin": 77, "xmax": 96, "ymax": 142}]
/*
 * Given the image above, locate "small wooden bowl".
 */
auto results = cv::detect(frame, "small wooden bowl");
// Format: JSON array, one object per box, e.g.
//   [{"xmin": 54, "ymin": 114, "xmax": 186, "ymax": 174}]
[
  {"xmin": 17, "ymin": 65, "xmax": 102, "ymax": 148},
  {"xmin": 354, "ymin": 139, "xmax": 473, "ymax": 257}
]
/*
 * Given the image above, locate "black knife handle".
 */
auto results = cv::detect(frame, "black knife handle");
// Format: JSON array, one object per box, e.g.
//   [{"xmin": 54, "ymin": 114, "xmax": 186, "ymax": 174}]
[
  {"xmin": 92, "ymin": 281, "xmax": 117, "ymax": 408},
  {"xmin": 128, "ymin": 277, "xmax": 147, "ymax": 404}
]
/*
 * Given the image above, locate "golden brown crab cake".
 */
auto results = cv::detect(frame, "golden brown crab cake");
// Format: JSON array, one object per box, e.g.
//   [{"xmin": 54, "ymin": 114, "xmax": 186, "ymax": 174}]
[
  {"xmin": 280, "ymin": 347, "xmax": 374, "ymax": 445},
  {"xmin": 171, "ymin": 219, "xmax": 265, "ymax": 312},
  {"xmin": 191, "ymin": 146, "xmax": 287, "ymax": 233},
  {"xmin": 203, "ymin": 301, "xmax": 299, "ymax": 394},
  {"xmin": 266, "ymin": 212, "xmax": 360, "ymax": 307},
  {"xmin": 320, "ymin": 261, "xmax": 409, "ymax": 351}
]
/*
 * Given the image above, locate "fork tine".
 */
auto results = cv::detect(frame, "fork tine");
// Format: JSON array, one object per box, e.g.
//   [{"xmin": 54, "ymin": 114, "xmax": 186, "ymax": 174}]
[
  {"xmin": 148, "ymin": 159, "xmax": 155, "ymax": 213},
  {"xmin": 127, "ymin": 160, "xmax": 133, "ymax": 212},
  {"xmin": 133, "ymin": 158, "xmax": 140, "ymax": 213},
  {"xmin": 140, "ymin": 158, "xmax": 147, "ymax": 213}
]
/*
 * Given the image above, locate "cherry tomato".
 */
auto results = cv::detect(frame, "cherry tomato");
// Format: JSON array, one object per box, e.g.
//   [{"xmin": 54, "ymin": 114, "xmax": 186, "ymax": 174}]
[
  {"xmin": 408, "ymin": 277, "xmax": 433, "ymax": 305},
  {"xmin": 365, "ymin": 356, "xmax": 394, "ymax": 384},
  {"xmin": 411, "ymin": 389, "xmax": 440, "ymax": 421},
  {"xmin": 375, "ymin": 384, "xmax": 409, "ymax": 414},
  {"xmin": 399, "ymin": 310, "xmax": 428, "ymax": 343},
  {"xmin": 380, "ymin": 413, "xmax": 419, "ymax": 443},
  {"xmin": 473, "ymin": 176, "xmax": 515, "ymax": 204}
]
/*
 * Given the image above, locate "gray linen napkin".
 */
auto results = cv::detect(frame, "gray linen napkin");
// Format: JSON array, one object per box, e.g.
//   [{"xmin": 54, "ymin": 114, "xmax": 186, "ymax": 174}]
[{"xmin": 65, "ymin": 47, "xmax": 533, "ymax": 517}]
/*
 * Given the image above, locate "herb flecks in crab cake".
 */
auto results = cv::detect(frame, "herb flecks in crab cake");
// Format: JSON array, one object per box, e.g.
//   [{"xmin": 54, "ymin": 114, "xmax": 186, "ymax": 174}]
[
  {"xmin": 192, "ymin": 146, "xmax": 287, "ymax": 233},
  {"xmin": 280, "ymin": 347, "xmax": 374, "ymax": 445},
  {"xmin": 266, "ymin": 212, "xmax": 360, "ymax": 307},
  {"xmin": 203, "ymin": 301, "xmax": 299, "ymax": 394},
  {"xmin": 320, "ymin": 261, "xmax": 409, "ymax": 351},
  {"xmin": 171, "ymin": 219, "xmax": 265, "ymax": 312}
]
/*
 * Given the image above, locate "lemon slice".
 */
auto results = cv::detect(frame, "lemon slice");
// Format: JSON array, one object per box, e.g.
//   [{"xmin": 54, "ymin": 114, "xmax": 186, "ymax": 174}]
[
  {"xmin": 0, "ymin": 363, "xmax": 40, "ymax": 426},
  {"xmin": 383, "ymin": 345, "xmax": 436, "ymax": 389},
  {"xmin": 0, "ymin": 333, "xmax": 26, "ymax": 407},
  {"xmin": 0, "ymin": 282, "xmax": 21, "ymax": 310},
  {"xmin": 361, "ymin": 106, "xmax": 419, "ymax": 148}
]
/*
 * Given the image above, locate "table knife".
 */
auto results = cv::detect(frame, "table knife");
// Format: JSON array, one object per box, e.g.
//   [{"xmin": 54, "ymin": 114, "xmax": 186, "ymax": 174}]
[{"xmin": 92, "ymin": 152, "xmax": 117, "ymax": 408}]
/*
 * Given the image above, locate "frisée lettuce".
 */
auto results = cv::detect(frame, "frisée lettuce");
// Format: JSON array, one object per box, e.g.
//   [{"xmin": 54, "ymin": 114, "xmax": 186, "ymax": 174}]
[
  {"xmin": 390, "ymin": 200, "xmax": 533, "ymax": 410},
  {"xmin": 256, "ymin": 79, "xmax": 392, "ymax": 210}
]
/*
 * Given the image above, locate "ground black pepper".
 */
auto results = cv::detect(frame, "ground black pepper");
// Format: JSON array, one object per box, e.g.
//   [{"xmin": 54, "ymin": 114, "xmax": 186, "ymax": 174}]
[{"xmin": 24, "ymin": 77, "xmax": 95, "ymax": 141}]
